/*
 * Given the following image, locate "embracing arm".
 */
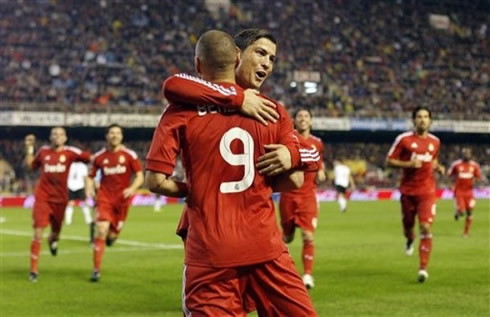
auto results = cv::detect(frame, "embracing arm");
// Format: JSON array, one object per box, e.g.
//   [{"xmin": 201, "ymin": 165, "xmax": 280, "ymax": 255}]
[{"xmin": 146, "ymin": 171, "xmax": 188, "ymax": 198}]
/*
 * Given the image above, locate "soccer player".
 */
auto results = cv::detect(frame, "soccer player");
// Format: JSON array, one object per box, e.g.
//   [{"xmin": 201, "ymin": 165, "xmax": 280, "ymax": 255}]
[
  {"xmin": 65, "ymin": 161, "xmax": 95, "ymax": 243},
  {"xmin": 279, "ymin": 107, "xmax": 325, "ymax": 289},
  {"xmin": 147, "ymin": 30, "xmax": 316, "ymax": 316},
  {"xmin": 86, "ymin": 124, "xmax": 144, "ymax": 282},
  {"xmin": 386, "ymin": 106, "xmax": 445, "ymax": 283},
  {"xmin": 24, "ymin": 127, "xmax": 91, "ymax": 282},
  {"xmin": 333, "ymin": 159, "xmax": 356, "ymax": 213},
  {"xmin": 447, "ymin": 148, "xmax": 481, "ymax": 237}
]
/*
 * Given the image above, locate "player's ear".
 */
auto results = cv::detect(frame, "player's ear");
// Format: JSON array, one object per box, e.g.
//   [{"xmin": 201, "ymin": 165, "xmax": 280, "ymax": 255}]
[
  {"xmin": 195, "ymin": 57, "xmax": 201, "ymax": 75},
  {"xmin": 235, "ymin": 46, "xmax": 241, "ymax": 68}
]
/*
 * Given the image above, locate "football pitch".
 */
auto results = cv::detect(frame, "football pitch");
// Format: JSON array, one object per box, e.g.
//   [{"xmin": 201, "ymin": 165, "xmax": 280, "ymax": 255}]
[{"xmin": 1, "ymin": 200, "xmax": 489, "ymax": 316}]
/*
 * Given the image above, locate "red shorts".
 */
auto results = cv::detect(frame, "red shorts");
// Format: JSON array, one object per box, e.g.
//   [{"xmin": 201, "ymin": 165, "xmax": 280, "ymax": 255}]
[
  {"xmin": 454, "ymin": 194, "xmax": 476, "ymax": 212},
  {"xmin": 400, "ymin": 194, "xmax": 436, "ymax": 226},
  {"xmin": 183, "ymin": 251, "xmax": 316, "ymax": 316},
  {"xmin": 95, "ymin": 200, "xmax": 130, "ymax": 234},
  {"xmin": 279, "ymin": 194, "xmax": 318, "ymax": 236},
  {"xmin": 32, "ymin": 200, "xmax": 67, "ymax": 233}
]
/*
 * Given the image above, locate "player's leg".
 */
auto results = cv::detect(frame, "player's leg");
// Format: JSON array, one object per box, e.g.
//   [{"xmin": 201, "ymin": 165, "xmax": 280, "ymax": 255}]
[
  {"xmin": 300, "ymin": 229, "xmax": 315, "ymax": 289},
  {"xmin": 337, "ymin": 186, "xmax": 347, "ymax": 212},
  {"xmin": 454, "ymin": 195, "xmax": 465, "ymax": 221},
  {"xmin": 182, "ymin": 265, "xmax": 246, "ymax": 316},
  {"xmin": 91, "ymin": 202, "xmax": 112, "ymax": 281},
  {"xmin": 30, "ymin": 200, "xmax": 51, "ymax": 281},
  {"xmin": 400, "ymin": 195, "xmax": 416, "ymax": 255},
  {"xmin": 106, "ymin": 202, "xmax": 130, "ymax": 246},
  {"xmin": 463, "ymin": 196, "xmax": 475, "ymax": 237},
  {"xmin": 153, "ymin": 194, "xmax": 161, "ymax": 212},
  {"xmin": 279, "ymin": 195, "xmax": 297, "ymax": 243},
  {"xmin": 246, "ymin": 251, "xmax": 317, "ymax": 316},
  {"xmin": 64, "ymin": 199, "xmax": 75, "ymax": 225},
  {"xmin": 79, "ymin": 196, "xmax": 94, "ymax": 244},
  {"xmin": 416, "ymin": 195, "xmax": 436, "ymax": 283},
  {"xmin": 47, "ymin": 202, "xmax": 67, "ymax": 256}
]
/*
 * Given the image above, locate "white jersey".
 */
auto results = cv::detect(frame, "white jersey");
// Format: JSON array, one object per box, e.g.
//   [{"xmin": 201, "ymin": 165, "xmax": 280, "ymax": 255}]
[
  {"xmin": 67, "ymin": 162, "xmax": 88, "ymax": 191},
  {"xmin": 334, "ymin": 164, "xmax": 351, "ymax": 188}
]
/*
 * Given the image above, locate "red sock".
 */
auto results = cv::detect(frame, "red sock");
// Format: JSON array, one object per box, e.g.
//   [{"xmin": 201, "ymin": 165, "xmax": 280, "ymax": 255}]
[
  {"xmin": 93, "ymin": 238, "xmax": 106, "ymax": 272},
  {"xmin": 419, "ymin": 235, "xmax": 432, "ymax": 270},
  {"xmin": 30, "ymin": 240, "xmax": 41, "ymax": 273},
  {"xmin": 464, "ymin": 216, "xmax": 473, "ymax": 235},
  {"xmin": 302, "ymin": 240, "xmax": 315, "ymax": 275}
]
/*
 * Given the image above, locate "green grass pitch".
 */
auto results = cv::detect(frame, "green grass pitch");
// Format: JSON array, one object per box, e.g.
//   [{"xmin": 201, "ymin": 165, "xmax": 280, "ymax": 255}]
[{"xmin": 1, "ymin": 200, "xmax": 489, "ymax": 316}]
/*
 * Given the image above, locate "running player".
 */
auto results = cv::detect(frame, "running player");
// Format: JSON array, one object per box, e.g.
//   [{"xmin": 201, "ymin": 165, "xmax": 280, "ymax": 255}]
[
  {"xmin": 24, "ymin": 127, "xmax": 91, "ymax": 282},
  {"xmin": 386, "ymin": 106, "xmax": 445, "ymax": 283},
  {"xmin": 333, "ymin": 159, "xmax": 356, "ymax": 213},
  {"xmin": 279, "ymin": 107, "xmax": 326, "ymax": 289},
  {"xmin": 86, "ymin": 124, "xmax": 144, "ymax": 282},
  {"xmin": 447, "ymin": 147, "xmax": 481, "ymax": 237}
]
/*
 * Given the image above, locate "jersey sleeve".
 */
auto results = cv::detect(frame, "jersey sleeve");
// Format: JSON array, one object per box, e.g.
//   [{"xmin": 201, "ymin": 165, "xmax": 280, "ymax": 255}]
[
  {"xmin": 295, "ymin": 131, "xmax": 320, "ymax": 172},
  {"xmin": 448, "ymin": 161, "xmax": 457, "ymax": 176},
  {"xmin": 474, "ymin": 163, "xmax": 482, "ymax": 180},
  {"xmin": 76, "ymin": 151, "xmax": 91, "ymax": 163},
  {"xmin": 31, "ymin": 149, "xmax": 43, "ymax": 170},
  {"xmin": 88, "ymin": 158, "xmax": 99, "ymax": 179},
  {"xmin": 387, "ymin": 136, "xmax": 404, "ymax": 160},
  {"xmin": 129, "ymin": 155, "xmax": 143, "ymax": 173},
  {"xmin": 275, "ymin": 105, "xmax": 301, "ymax": 169},
  {"xmin": 146, "ymin": 104, "xmax": 187, "ymax": 176},
  {"xmin": 162, "ymin": 74, "xmax": 244, "ymax": 109}
]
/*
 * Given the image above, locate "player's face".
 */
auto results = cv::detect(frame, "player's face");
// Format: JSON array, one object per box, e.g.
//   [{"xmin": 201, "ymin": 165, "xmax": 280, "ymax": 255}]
[
  {"xmin": 106, "ymin": 127, "xmax": 123, "ymax": 147},
  {"xmin": 294, "ymin": 110, "xmax": 312, "ymax": 133},
  {"xmin": 236, "ymin": 38, "xmax": 276, "ymax": 89},
  {"xmin": 413, "ymin": 110, "xmax": 431, "ymax": 133},
  {"xmin": 462, "ymin": 148, "xmax": 472, "ymax": 161},
  {"xmin": 50, "ymin": 127, "xmax": 67, "ymax": 147}
]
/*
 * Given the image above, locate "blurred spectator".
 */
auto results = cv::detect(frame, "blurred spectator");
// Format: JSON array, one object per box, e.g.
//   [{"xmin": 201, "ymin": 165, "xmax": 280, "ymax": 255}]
[{"xmin": 0, "ymin": 0, "xmax": 488, "ymax": 119}]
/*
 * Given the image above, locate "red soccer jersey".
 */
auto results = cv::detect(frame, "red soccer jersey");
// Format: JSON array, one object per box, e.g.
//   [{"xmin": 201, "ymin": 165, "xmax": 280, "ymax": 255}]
[
  {"xmin": 387, "ymin": 131, "xmax": 440, "ymax": 196},
  {"xmin": 146, "ymin": 82, "xmax": 300, "ymax": 268},
  {"xmin": 32, "ymin": 145, "xmax": 91, "ymax": 203},
  {"xmin": 448, "ymin": 159, "xmax": 481, "ymax": 195},
  {"xmin": 89, "ymin": 147, "xmax": 142, "ymax": 204},
  {"xmin": 282, "ymin": 133, "xmax": 323, "ymax": 198}
]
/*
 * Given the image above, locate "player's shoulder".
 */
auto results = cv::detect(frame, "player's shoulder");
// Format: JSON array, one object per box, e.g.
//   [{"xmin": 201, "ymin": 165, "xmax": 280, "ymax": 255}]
[
  {"xmin": 121, "ymin": 147, "xmax": 138, "ymax": 160},
  {"xmin": 394, "ymin": 131, "xmax": 414, "ymax": 143},
  {"xmin": 450, "ymin": 159, "xmax": 463, "ymax": 167},
  {"xmin": 93, "ymin": 148, "xmax": 107, "ymax": 160},
  {"xmin": 309, "ymin": 134, "xmax": 323, "ymax": 144},
  {"xmin": 64, "ymin": 145, "xmax": 83, "ymax": 155},
  {"xmin": 427, "ymin": 133, "xmax": 440, "ymax": 143},
  {"xmin": 469, "ymin": 160, "xmax": 480, "ymax": 168},
  {"xmin": 38, "ymin": 145, "xmax": 51, "ymax": 153}
]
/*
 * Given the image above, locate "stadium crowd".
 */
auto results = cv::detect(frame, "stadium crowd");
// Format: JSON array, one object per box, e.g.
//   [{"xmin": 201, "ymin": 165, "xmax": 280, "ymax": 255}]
[
  {"xmin": 1, "ymin": 138, "xmax": 488, "ymax": 194},
  {"xmin": 1, "ymin": 0, "xmax": 488, "ymax": 119}
]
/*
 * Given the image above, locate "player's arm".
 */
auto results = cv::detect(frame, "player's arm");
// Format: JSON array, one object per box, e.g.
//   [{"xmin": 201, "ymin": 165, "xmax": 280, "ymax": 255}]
[
  {"xmin": 24, "ymin": 134, "xmax": 36, "ymax": 170},
  {"xmin": 349, "ymin": 172, "xmax": 356, "ymax": 190},
  {"xmin": 122, "ymin": 171, "xmax": 144, "ymax": 199},
  {"xmin": 257, "ymin": 114, "xmax": 319, "ymax": 176},
  {"xmin": 163, "ymin": 74, "xmax": 279, "ymax": 125},
  {"xmin": 271, "ymin": 170, "xmax": 304, "ymax": 192},
  {"xmin": 146, "ymin": 171, "xmax": 188, "ymax": 198},
  {"xmin": 386, "ymin": 158, "xmax": 422, "ymax": 169},
  {"xmin": 432, "ymin": 159, "xmax": 445, "ymax": 174},
  {"xmin": 316, "ymin": 144, "xmax": 327, "ymax": 183},
  {"xmin": 85, "ymin": 176, "xmax": 96, "ymax": 199}
]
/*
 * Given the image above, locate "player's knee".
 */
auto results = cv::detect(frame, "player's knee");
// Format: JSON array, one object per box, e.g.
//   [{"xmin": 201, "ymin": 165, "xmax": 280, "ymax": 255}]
[
  {"xmin": 302, "ymin": 230, "xmax": 314, "ymax": 242},
  {"xmin": 419, "ymin": 222, "xmax": 431, "ymax": 234}
]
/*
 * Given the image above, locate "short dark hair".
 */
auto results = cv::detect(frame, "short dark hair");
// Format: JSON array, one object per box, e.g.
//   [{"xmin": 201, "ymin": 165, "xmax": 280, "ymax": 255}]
[
  {"xmin": 293, "ymin": 107, "xmax": 313, "ymax": 119},
  {"xmin": 234, "ymin": 29, "xmax": 277, "ymax": 51},
  {"xmin": 196, "ymin": 30, "xmax": 236, "ymax": 70},
  {"xmin": 106, "ymin": 123, "xmax": 123, "ymax": 135},
  {"xmin": 412, "ymin": 106, "xmax": 431, "ymax": 120}
]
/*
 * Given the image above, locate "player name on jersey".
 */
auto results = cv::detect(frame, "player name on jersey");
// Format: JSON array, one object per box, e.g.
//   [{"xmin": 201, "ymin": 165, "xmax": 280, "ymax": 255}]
[
  {"xmin": 44, "ymin": 163, "xmax": 67, "ymax": 173},
  {"xmin": 197, "ymin": 104, "xmax": 238, "ymax": 116},
  {"xmin": 103, "ymin": 164, "xmax": 127, "ymax": 175},
  {"xmin": 410, "ymin": 152, "xmax": 434, "ymax": 162}
]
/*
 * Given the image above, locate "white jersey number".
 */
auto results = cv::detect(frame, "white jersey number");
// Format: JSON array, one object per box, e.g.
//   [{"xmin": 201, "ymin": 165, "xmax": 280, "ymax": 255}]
[{"xmin": 219, "ymin": 127, "xmax": 255, "ymax": 193}]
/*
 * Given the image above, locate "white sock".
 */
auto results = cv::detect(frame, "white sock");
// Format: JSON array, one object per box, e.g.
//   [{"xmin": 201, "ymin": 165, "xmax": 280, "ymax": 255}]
[
  {"xmin": 154, "ymin": 197, "xmax": 161, "ymax": 212},
  {"xmin": 65, "ymin": 206, "xmax": 74, "ymax": 225},
  {"xmin": 81, "ymin": 203, "xmax": 92, "ymax": 224},
  {"xmin": 338, "ymin": 197, "xmax": 347, "ymax": 211}
]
